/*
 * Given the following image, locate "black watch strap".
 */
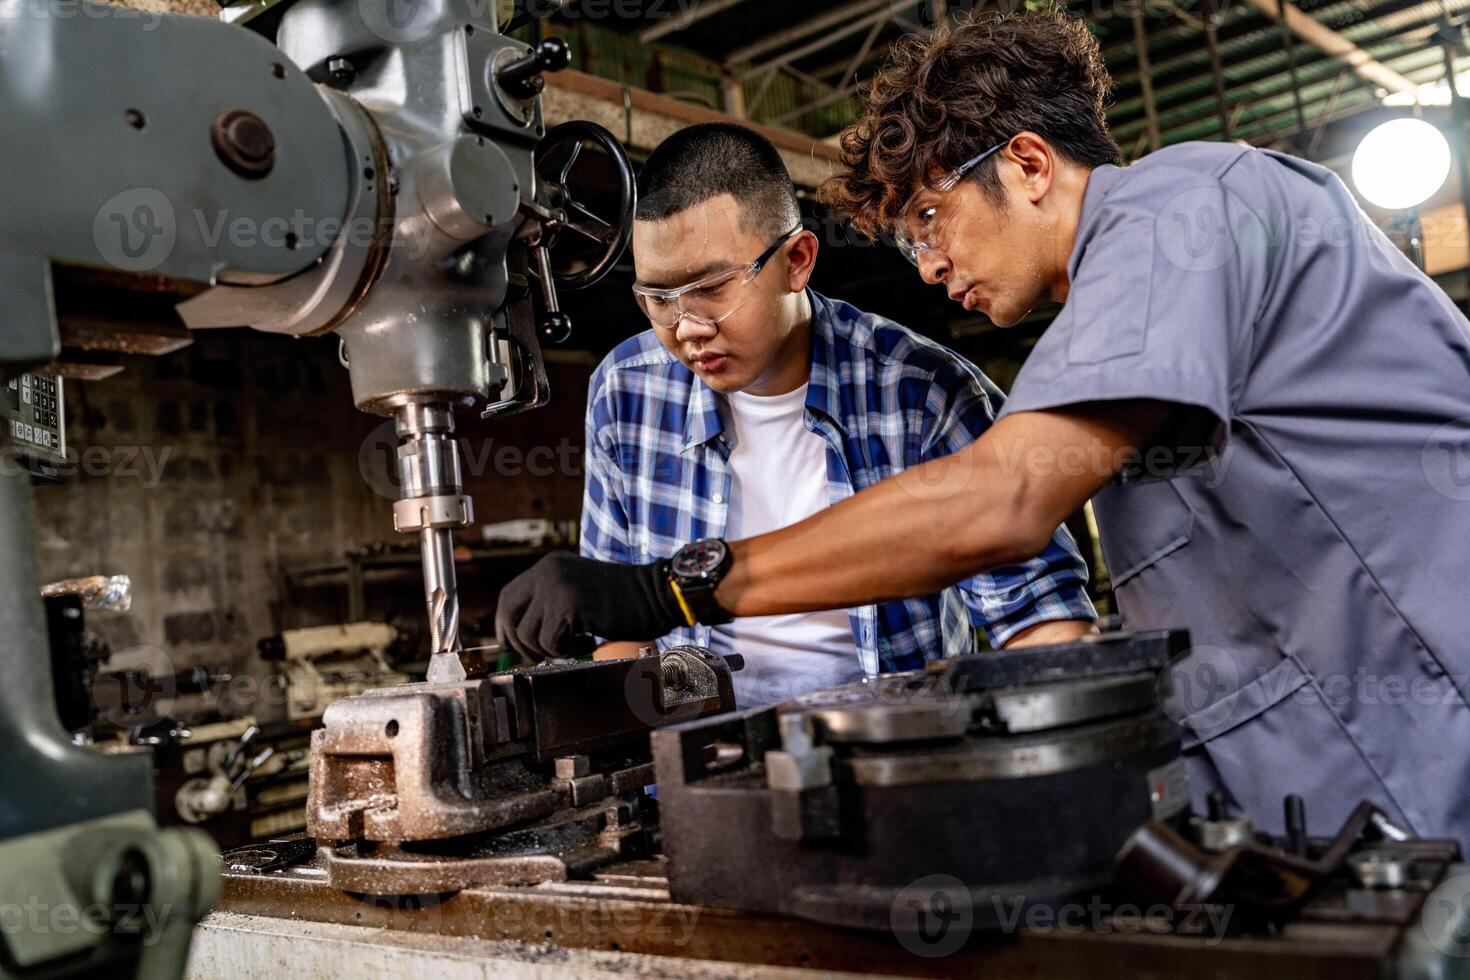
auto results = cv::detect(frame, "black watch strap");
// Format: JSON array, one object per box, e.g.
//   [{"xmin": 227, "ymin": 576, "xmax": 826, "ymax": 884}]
[
  {"xmin": 673, "ymin": 578, "xmax": 733, "ymax": 626},
  {"xmin": 669, "ymin": 539, "xmax": 734, "ymax": 626}
]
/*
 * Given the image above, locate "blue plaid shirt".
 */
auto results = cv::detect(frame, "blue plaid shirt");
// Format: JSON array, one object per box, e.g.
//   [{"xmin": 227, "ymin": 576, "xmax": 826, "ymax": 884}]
[{"xmin": 580, "ymin": 289, "xmax": 1095, "ymax": 677}]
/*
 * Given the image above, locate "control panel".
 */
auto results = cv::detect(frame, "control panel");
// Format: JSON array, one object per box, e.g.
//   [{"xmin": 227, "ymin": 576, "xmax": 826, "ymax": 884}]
[{"xmin": 3, "ymin": 373, "xmax": 66, "ymax": 477}]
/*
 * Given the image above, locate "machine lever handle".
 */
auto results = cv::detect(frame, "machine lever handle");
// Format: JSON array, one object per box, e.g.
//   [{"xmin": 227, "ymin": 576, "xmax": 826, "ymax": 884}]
[
  {"xmin": 531, "ymin": 245, "xmax": 572, "ymax": 343},
  {"xmin": 498, "ymin": 38, "xmax": 570, "ymax": 99}
]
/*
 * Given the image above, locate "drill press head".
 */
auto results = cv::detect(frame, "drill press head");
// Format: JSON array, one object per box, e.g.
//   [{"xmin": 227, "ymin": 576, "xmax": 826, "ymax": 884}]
[{"xmin": 186, "ymin": 1, "xmax": 636, "ymax": 677}]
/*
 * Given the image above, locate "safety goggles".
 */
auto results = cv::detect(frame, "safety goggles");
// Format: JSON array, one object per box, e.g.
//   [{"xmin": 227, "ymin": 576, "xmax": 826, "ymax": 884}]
[
  {"xmin": 892, "ymin": 139, "xmax": 1010, "ymax": 267},
  {"xmin": 631, "ymin": 225, "xmax": 802, "ymax": 329}
]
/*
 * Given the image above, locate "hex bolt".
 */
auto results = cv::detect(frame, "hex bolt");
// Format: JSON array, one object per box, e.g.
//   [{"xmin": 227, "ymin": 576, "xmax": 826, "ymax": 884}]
[{"xmin": 328, "ymin": 57, "xmax": 356, "ymax": 85}]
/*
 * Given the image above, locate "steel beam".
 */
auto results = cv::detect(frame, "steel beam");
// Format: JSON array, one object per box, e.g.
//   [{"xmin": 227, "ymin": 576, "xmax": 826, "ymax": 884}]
[
  {"xmin": 1278, "ymin": 0, "xmax": 1310, "ymax": 137},
  {"xmin": 726, "ymin": 0, "xmax": 892, "ymax": 65},
  {"xmin": 738, "ymin": 7, "xmax": 896, "ymax": 81},
  {"xmin": 1131, "ymin": 2, "xmax": 1162, "ymax": 152},
  {"xmin": 640, "ymin": 0, "xmax": 751, "ymax": 43},
  {"xmin": 1240, "ymin": 0, "xmax": 1417, "ymax": 96},
  {"xmin": 1436, "ymin": 28, "xmax": 1470, "ymax": 296},
  {"xmin": 1205, "ymin": 0, "xmax": 1235, "ymax": 140}
]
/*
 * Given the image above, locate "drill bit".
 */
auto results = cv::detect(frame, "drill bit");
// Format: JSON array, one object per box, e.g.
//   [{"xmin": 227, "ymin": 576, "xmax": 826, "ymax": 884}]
[
  {"xmin": 421, "ymin": 525, "xmax": 465, "ymax": 683},
  {"xmin": 391, "ymin": 402, "xmax": 479, "ymax": 685}
]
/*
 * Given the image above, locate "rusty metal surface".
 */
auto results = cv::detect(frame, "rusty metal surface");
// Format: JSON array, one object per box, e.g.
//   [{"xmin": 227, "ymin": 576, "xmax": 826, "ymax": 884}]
[
  {"xmin": 308, "ymin": 653, "xmax": 735, "ymax": 848},
  {"xmin": 305, "ymin": 652, "xmax": 736, "ymax": 893},
  {"xmin": 59, "ymin": 315, "xmax": 193, "ymax": 355},
  {"xmin": 319, "ymin": 796, "xmax": 657, "ymax": 893},
  {"xmin": 308, "ymin": 679, "xmax": 563, "ymax": 845},
  {"xmin": 215, "ymin": 857, "xmax": 1407, "ymax": 980}
]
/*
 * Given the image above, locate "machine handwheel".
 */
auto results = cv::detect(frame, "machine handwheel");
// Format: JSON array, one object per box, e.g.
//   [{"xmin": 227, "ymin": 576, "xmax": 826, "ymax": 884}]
[{"xmin": 533, "ymin": 121, "xmax": 636, "ymax": 290}]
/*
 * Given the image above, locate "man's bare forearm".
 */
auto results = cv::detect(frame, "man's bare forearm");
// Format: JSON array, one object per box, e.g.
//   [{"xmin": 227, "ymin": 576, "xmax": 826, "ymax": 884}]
[
  {"xmin": 714, "ymin": 404, "xmax": 1166, "ymax": 619},
  {"xmin": 1004, "ymin": 619, "xmax": 1097, "ymax": 648},
  {"xmin": 594, "ymin": 640, "xmax": 649, "ymax": 660}
]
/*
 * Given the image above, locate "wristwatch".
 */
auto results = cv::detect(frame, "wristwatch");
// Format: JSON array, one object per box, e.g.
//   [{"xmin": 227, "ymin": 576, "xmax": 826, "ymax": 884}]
[{"xmin": 667, "ymin": 538, "xmax": 734, "ymax": 626}]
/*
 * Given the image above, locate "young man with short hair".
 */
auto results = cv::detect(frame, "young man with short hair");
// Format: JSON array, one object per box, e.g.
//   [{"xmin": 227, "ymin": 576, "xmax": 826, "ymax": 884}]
[
  {"xmin": 577, "ymin": 122, "xmax": 1094, "ymax": 707},
  {"xmin": 500, "ymin": 12, "xmax": 1470, "ymax": 846}
]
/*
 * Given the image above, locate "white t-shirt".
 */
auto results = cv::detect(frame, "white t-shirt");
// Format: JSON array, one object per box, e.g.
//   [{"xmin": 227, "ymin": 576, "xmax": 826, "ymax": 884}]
[{"xmin": 708, "ymin": 383, "xmax": 865, "ymax": 708}]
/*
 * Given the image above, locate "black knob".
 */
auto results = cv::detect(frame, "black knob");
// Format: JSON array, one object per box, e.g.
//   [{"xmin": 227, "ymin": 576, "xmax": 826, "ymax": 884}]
[
  {"xmin": 1284, "ymin": 794, "xmax": 1308, "ymax": 857},
  {"xmin": 1206, "ymin": 791, "xmax": 1229, "ymax": 821},
  {"xmin": 498, "ymin": 38, "xmax": 570, "ymax": 99},
  {"xmin": 211, "ymin": 109, "xmax": 276, "ymax": 179},
  {"xmin": 540, "ymin": 310, "xmax": 572, "ymax": 344}
]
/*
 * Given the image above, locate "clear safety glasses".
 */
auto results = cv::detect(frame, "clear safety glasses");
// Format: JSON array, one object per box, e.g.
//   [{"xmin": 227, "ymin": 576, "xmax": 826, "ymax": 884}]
[
  {"xmin": 631, "ymin": 225, "xmax": 802, "ymax": 329},
  {"xmin": 892, "ymin": 139, "xmax": 1010, "ymax": 267}
]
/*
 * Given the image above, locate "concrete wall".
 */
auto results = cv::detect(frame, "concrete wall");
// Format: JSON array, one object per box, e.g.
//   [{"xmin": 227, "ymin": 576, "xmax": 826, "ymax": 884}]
[{"xmin": 32, "ymin": 330, "xmax": 592, "ymax": 716}]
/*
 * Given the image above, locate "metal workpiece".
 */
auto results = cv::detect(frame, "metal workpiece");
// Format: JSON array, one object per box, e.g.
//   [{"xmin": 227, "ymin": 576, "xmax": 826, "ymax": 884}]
[
  {"xmin": 653, "ymin": 631, "xmax": 1191, "ymax": 932},
  {"xmin": 306, "ymin": 649, "xmax": 738, "ymax": 894}
]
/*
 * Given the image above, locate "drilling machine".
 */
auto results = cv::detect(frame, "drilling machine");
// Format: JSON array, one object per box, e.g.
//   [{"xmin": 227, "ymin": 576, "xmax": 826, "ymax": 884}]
[{"xmin": 0, "ymin": 0, "xmax": 635, "ymax": 974}]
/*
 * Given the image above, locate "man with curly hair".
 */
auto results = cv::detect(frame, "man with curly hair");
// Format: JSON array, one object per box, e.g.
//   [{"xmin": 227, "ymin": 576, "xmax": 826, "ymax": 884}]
[{"xmin": 499, "ymin": 9, "xmax": 1470, "ymax": 847}]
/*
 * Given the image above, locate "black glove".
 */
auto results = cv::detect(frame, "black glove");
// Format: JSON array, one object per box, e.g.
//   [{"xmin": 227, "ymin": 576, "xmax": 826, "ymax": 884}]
[{"xmin": 494, "ymin": 552, "xmax": 686, "ymax": 661}]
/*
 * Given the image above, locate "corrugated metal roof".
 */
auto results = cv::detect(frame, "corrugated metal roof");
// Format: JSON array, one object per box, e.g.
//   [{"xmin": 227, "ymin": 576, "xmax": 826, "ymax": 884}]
[{"xmin": 521, "ymin": 0, "xmax": 1470, "ymax": 161}]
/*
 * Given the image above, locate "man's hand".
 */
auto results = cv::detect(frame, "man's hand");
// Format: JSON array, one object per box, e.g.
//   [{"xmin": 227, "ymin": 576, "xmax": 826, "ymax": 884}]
[{"xmin": 494, "ymin": 553, "xmax": 685, "ymax": 661}]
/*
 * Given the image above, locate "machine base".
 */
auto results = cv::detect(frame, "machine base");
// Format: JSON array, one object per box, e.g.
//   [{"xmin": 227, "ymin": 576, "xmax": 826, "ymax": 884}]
[{"xmin": 203, "ymin": 843, "xmax": 1470, "ymax": 980}]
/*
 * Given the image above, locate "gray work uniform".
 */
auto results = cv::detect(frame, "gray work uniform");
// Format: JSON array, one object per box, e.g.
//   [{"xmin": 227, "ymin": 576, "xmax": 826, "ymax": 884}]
[{"xmin": 998, "ymin": 142, "xmax": 1470, "ymax": 845}]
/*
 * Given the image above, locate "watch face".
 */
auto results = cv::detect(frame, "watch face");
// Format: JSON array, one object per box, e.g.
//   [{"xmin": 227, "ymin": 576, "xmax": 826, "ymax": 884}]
[{"xmin": 672, "ymin": 538, "xmax": 727, "ymax": 579}]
